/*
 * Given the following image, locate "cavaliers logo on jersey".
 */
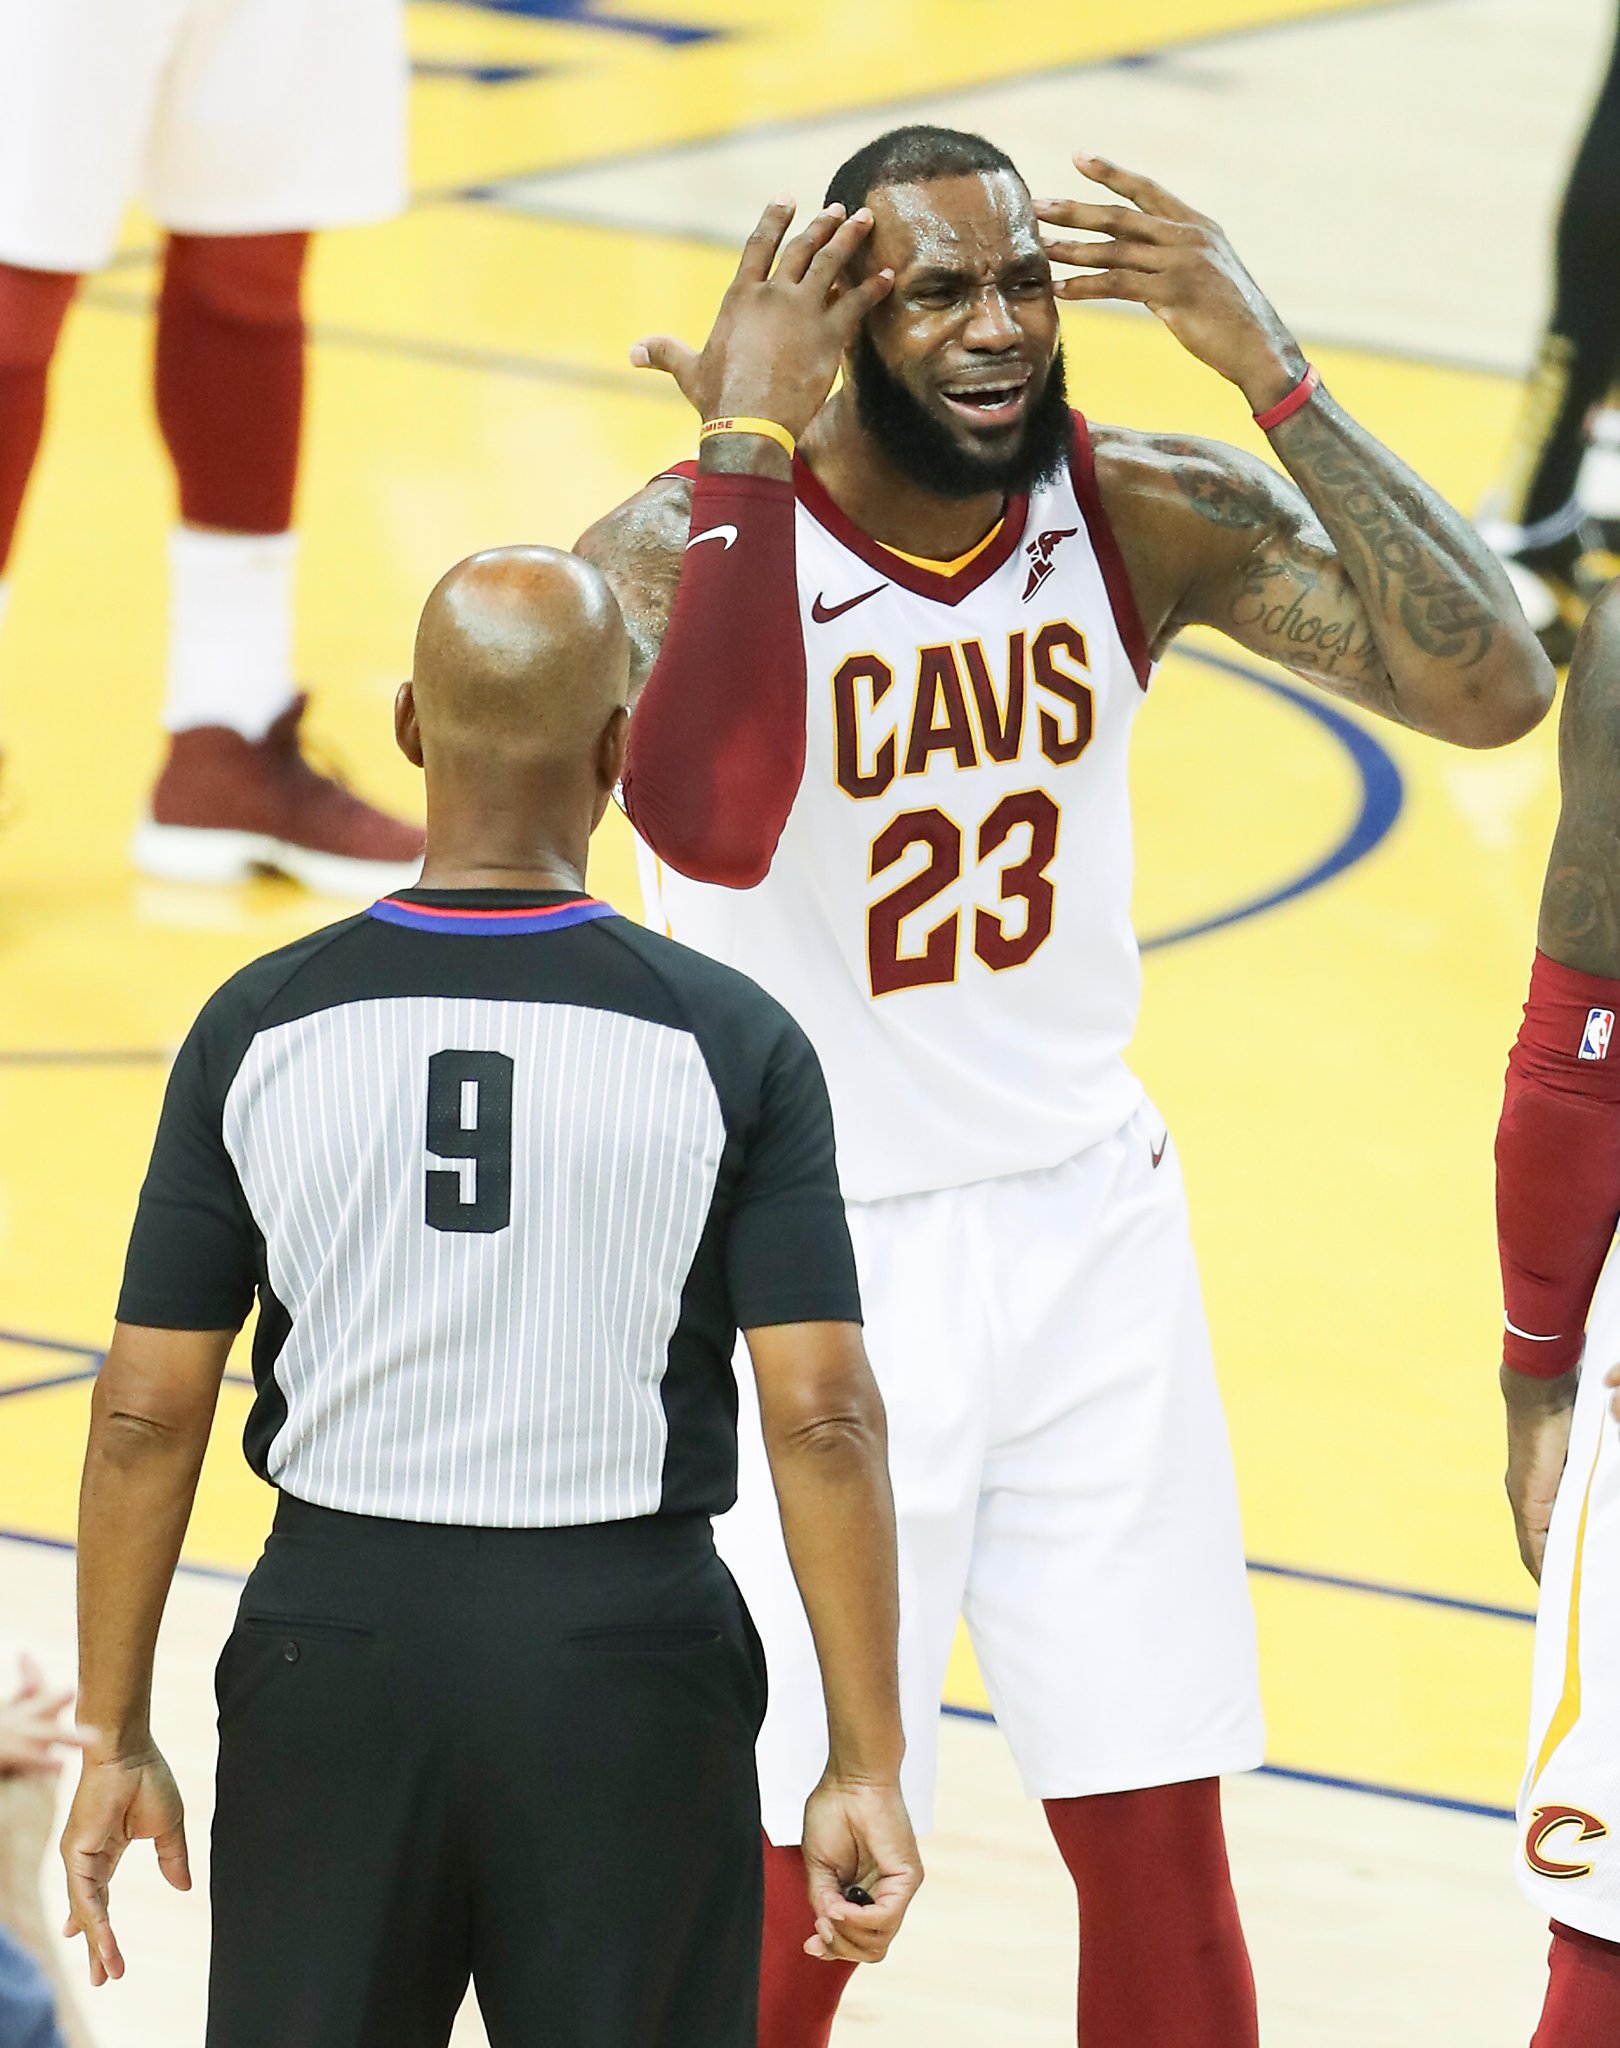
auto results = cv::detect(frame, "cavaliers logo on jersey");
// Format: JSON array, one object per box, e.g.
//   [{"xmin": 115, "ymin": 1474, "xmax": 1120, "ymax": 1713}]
[
  {"xmin": 1525, "ymin": 1804, "xmax": 1609, "ymax": 1880},
  {"xmin": 1022, "ymin": 527, "xmax": 1077, "ymax": 602}
]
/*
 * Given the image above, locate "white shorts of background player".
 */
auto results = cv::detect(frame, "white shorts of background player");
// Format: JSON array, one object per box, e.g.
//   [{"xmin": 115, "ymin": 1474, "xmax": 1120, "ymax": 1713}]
[
  {"xmin": 0, "ymin": 0, "xmax": 407, "ymax": 274},
  {"xmin": 719, "ymin": 1098, "xmax": 1266, "ymax": 1843},
  {"xmin": 1519, "ymin": 1242, "xmax": 1620, "ymax": 1940}
]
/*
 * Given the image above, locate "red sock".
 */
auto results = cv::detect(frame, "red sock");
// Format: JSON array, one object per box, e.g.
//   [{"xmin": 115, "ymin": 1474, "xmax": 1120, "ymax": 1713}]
[
  {"xmin": 0, "ymin": 262, "xmax": 79, "ymax": 570},
  {"xmin": 1533, "ymin": 1922, "xmax": 1620, "ymax": 2045},
  {"xmin": 154, "ymin": 230, "xmax": 308, "ymax": 534},
  {"xmin": 758, "ymin": 1839, "xmax": 857, "ymax": 2048},
  {"xmin": 1045, "ymin": 1779, "xmax": 1257, "ymax": 2048}
]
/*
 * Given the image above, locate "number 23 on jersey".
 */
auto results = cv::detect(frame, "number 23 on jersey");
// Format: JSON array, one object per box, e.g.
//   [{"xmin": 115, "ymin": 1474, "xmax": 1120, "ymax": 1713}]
[{"xmin": 832, "ymin": 621, "xmax": 1094, "ymax": 997}]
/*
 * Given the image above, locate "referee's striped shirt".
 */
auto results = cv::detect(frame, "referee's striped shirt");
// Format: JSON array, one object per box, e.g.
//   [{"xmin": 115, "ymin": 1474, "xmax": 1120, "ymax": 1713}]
[{"xmin": 117, "ymin": 890, "xmax": 861, "ymax": 1528}]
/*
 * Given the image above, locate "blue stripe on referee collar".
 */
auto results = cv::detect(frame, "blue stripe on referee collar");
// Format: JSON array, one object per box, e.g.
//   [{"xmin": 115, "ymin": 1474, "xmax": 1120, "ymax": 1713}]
[{"xmin": 368, "ymin": 896, "xmax": 620, "ymax": 937}]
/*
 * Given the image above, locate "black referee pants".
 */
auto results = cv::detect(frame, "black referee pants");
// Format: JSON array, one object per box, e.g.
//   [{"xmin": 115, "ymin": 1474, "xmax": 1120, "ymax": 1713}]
[{"xmin": 206, "ymin": 1493, "xmax": 767, "ymax": 2048}]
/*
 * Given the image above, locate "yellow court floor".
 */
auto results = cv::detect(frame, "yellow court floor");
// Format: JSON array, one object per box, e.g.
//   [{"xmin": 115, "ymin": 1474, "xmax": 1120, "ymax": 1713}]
[{"xmin": 0, "ymin": 0, "xmax": 1607, "ymax": 2036}]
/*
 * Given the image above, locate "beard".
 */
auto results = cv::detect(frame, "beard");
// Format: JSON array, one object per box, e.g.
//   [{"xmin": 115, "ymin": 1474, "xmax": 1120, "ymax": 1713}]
[{"xmin": 850, "ymin": 329, "xmax": 1072, "ymax": 500}]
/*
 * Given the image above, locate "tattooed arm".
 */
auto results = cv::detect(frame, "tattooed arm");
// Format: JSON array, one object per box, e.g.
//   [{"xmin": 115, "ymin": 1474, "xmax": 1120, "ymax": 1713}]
[
  {"xmin": 1538, "ymin": 583, "xmax": 1620, "ymax": 974},
  {"xmin": 1095, "ymin": 424, "xmax": 1551, "ymax": 744},
  {"xmin": 1041, "ymin": 153, "xmax": 1554, "ymax": 746},
  {"xmin": 575, "ymin": 475, "xmax": 692, "ymax": 704}
]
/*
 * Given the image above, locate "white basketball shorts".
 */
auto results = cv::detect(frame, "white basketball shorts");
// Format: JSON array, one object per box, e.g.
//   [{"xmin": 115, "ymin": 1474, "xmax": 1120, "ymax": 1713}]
[
  {"xmin": 1519, "ymin": 1241, "xmax": 1620, "ymax": 1939},
  {"xmin": 0, "ymin": 0, "xmax": 407, "ymax": 273},
  {"xmin": 719, "ymin": 1098, "xmax": 1266, "ymax": 1844}
]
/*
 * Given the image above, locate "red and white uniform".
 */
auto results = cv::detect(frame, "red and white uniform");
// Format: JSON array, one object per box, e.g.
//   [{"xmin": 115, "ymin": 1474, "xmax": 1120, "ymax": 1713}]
[
  {"xmin": 0, "ymin": 0, "xmax": 406, "ymax": 273},
  {"xmin": 647, "ymin": 438, "xmax": 1146, "ymax": 1200},
  {"xmin": 1498, "ymin": 952, "xmax": 1620, "ymax": 1938},
  {"xmin": 638, "ymin": 417, "xmax": 1264, "ymax": 1838},
  {"xmin": 1517, "ymin": 1238, "xmax": 1620, "ymax": 1940}
]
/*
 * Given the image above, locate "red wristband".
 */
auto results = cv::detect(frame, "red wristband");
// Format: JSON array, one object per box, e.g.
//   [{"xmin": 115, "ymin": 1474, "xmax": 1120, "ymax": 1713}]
[{"xmin": 1252, "ymin": 363, "xmax": 1320, "ymax": 432}]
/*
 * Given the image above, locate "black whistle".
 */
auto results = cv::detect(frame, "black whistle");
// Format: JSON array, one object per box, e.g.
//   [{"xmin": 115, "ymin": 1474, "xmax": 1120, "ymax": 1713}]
[{"xmin": 842, "ymin": 1884, "xmax": 875, "ymax": 1908}]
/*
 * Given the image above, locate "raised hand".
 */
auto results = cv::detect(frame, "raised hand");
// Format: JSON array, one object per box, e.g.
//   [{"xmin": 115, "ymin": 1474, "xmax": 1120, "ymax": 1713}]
[
  {"xmin": 630, "ymin": 198, "xmax": 895, "ymax": 443},
  {"xmin": 1035, "ymin": 153, "xmax": 1303, "ymax": 412},
  {"xmin": 60, "ymin": 1747, "xmax": 190, "ymax": 1985},
  {"xmin": 799, "ymin": 1771, "xmax": 922, "ymax": 1965}
]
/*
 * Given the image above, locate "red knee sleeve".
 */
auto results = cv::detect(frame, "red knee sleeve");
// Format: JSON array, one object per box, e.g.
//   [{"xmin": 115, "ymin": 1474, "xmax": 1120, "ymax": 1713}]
[
  {"xmin": 0, "ymin": 262, "xmax": 79, "ymax": 568},
  {"xmin": 1534, "ymin": 1922, "xmax": 1620, "ymax": 2046},
  {"xmin": 757, "ymin": 1839, "xmax": 855, "ymax": 2048},
  {"xmin": 1045, "ymin": 1781, "xmax": 1257, "ymax": 2048},
  {"xmin": 155, "ymin": 231, "xmax": 308, "ymax": 534}
]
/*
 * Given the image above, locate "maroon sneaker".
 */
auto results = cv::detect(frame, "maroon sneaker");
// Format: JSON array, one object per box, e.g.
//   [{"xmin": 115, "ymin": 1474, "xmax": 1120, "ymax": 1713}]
[{"xmin": 131, "ymin": 694, "xmax": 424, "ymax": 898}]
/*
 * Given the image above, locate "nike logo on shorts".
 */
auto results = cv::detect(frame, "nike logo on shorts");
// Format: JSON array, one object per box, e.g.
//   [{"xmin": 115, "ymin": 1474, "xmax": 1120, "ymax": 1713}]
[
  {"xmin": 687, "ymin": 524, "xmax": 738, "ymax": 552},
  {"xmin": 811, "ymin": 585, "xmax": 885, "ymax": 623},
  {"xmin": 1151, "ymin": 1132, "xmax": 1168, "ymax": 1168}
]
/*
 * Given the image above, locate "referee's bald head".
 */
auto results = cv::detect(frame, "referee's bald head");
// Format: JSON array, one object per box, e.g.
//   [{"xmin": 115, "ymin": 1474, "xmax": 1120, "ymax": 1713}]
[{"xmin": 407, "ymin": 545, "xmax": 630, "ymax": 768}]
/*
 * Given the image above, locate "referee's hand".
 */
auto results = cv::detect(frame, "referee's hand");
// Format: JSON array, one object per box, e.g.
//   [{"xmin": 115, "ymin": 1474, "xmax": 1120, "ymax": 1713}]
[
  {"xmin": 59, "ymin": 1746, "xmax": 190, "ymax": 1985},
  {"xmin": 800, "ymin": 1772, "xmax": 922, "ymax": 1964}
]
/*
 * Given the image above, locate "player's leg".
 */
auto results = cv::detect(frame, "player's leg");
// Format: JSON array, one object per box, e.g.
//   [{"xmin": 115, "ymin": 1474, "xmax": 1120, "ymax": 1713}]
[
  {"xmin": 466, "ymin": 1518, "xmax": 766, "ymax": 2048},
  {"xmin": 0, "ymin": 265, "xmax": 79, "ymax": 614},
  {"xmin": 206, "ymin": 1500, "xmax": 471, "ymax": 2048},
  {"xmin": 961, "ymin": 1108, "xmax": 1262, "ymax": 2048},
  {"xmin": 721, "ymin": 1184, "xmax": 988, "ymax": 2048},
  {"xmin": 153, "ymin": 225, "xmax": 307, "ymax": 745},
  {"xmin": 758, "ymin": 1838, "xmax": 856, "ymax": 2046},
  {"xmin": 0, "ymin": 0, "xmax": 173, "ymax": 639},
  {"xmin": 1043, "ymin": 1780, "xmax": 1254, "ymax": 2048},
  {"xmin": 130, "ymin": 0, "xmax": 420, "ymax": 893},
  {"xmin": 1533, "ymin": 1924, "xmax": 1620, "ymax": 2046},
  {"xmin": 1480, "ymin": 5, "xmax": 1620, "ymax": 658}
]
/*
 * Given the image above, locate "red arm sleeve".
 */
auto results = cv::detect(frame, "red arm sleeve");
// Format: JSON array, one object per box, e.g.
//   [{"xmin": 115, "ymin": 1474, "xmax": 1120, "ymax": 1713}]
[
  {"xmin": 620, "ymin": 469, "xmax": 805, "ymax": 889},
  {"xmin": 1497, "ymin": 948, "xmax": 1620, "ymax": 1375}
]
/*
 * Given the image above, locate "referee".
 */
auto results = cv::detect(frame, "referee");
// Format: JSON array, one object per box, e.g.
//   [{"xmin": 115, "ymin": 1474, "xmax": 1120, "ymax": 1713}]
[{"xmin": 58, "ymin": 547, "xmax": 921, "ymax": 2047}]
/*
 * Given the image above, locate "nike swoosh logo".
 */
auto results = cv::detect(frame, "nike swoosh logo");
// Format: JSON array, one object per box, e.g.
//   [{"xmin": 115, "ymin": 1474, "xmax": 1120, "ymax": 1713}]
[
  {"xmin": 812, "ymin": 585, "xmax": 885, "ymax": 623},
  {"xmin": 1151, "ymin": 1133, "xmax": 1168, "ymax": 1169},
  {"xmin": 687, "ymin": 524, "xmax": 738, "ymax": 552}
]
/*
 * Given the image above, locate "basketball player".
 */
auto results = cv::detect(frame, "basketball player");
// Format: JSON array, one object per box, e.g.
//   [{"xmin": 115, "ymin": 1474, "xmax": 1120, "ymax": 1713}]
[
  {"xmin": 0, "ymin": 0, "xmax": 424, "ymax": 894},
  {"xmin": 1496, "ymin": 580, "xmax": 1620, "ymax": 2046},
  {"xmin": 576, "ymin": 126, "xmax": 1554, "ymax": 2047},
  {"xmin": 58, "ymin": 545, "xmax": 920, "ymax": 2043}
]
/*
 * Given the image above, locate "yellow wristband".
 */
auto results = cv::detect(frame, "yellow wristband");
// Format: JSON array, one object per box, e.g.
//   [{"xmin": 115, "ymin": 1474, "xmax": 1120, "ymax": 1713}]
[{"xmin": 698, "ymin": 416, "xmax": 797, "ymax": 458}]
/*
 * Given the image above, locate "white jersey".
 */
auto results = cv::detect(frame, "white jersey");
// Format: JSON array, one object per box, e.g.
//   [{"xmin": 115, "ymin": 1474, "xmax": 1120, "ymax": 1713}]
[{"xmin": 639, "ymin": 415, "xmax": 1153, "ymax": 1203}]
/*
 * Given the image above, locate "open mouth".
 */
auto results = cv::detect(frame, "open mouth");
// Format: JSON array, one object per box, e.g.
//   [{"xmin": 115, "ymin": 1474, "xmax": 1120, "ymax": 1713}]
[{"xmin": 939, "ymin": 378, "xmax": 1031, "ymax": 431}]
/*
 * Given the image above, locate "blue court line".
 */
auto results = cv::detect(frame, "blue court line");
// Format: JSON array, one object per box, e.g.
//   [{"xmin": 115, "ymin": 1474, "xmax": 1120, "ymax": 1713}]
[
  {"xmin": 0, "ymin": 1329, "xmax": 102, "ymax": 1363},
  {"xmin": 935, "ymin": 1706, "xmax": 1518, "ymax": 1822},
  {"xmin": 0, "ymin": 1367, "xmax": 101, "ymax": 1399},
  {"xmin": 1249, "ymin": 1762, "xmax": 1514, "ymax": 1823},
  {"xmin": 413, "ymin": 60, "xmax": 552, "ymax": 86},
  {"xmin": 1247, "ymin": 1557, "xmax": 1534, "ymax": 1626},
  {"xmin": 0, "ymin": 1336, "xmax": 253, "ymax": 1402},
  {"xmin": 0, "ymin": 1526, "xmax": 247, "ymax": 1586},
  {"xmin": 0, "ymin": 1523, "xmax": 1523, "ymax": 1824},
  {"xmin": 1141, "ymin": 648, "xmax": 1404, "ymax": 952},
  {"xmin": 0, "ymin": 1374, "xmax": 265, "ymax": 1399},
  {"xmin": 0, "ymin": 1332, "xmax": 1534, "ymax": 1628},
  {"xmin": 451, "ymin": 0, "xmax": 721, "ymax": 43}
]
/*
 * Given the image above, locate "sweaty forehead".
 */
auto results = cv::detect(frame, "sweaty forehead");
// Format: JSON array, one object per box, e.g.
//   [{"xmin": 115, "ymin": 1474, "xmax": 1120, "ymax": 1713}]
[{"xmin": 866, "ymin": 170, "xmax": 1040, "ymax": 275}]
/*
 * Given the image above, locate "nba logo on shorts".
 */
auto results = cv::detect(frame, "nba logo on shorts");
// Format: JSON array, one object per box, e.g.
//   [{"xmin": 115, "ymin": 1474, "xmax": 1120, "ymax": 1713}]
[{"xmin": 1580, "ymin": 1008, "xmax": 1615, "ymax": 1061}]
